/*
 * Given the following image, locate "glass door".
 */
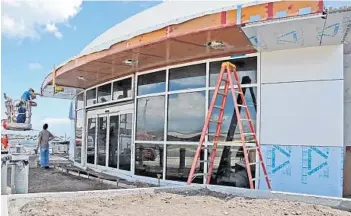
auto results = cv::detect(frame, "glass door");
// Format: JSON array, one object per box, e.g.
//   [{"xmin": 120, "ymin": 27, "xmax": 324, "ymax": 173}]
[
  {"xmin": 118, "ymin": 113, "xmax": 132, "ymax": 171},
  {"xmin": 108, "ymin": 114, "xmax": 119, "ymax": 168},
  {"xmin": 96, "ymin": 115, "xmax": 108, "ymax": 166},
  {"xmin": 86, "ymin": 107, "xmax": 133, "ymax": 170},
  {"xmin": 86, "ymin": 117, "xmax": 96, "ymax": 165}
]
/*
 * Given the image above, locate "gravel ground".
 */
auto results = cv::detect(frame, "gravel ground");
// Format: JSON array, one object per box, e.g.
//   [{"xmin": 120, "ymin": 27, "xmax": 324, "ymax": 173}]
[
  {"xmin": 13, "ymin": 192, "xmax": 351, "ymax": 216},
  {"xmin": 6, "ymin": 167, "xmax": 120, "ymax": 193}
]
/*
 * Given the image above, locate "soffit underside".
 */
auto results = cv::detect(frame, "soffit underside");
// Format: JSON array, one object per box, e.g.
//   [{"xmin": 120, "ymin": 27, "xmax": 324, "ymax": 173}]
[{"xmin": 52, "ymin": 26, "xmax": 255, "ymax": 89}]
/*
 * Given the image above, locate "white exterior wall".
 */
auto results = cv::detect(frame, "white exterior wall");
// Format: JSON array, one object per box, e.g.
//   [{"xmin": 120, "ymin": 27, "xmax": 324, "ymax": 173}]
[
  {"xmin": 260, "ymin": 45, "xmax": 344, "ymax": 147},
  {"xmin": 258, "ymin": 45, "xmax": 344, "ymax": 197},
  {"xmin": 344, "ymin": 53, "xmax": 351, "ymax": 146}
]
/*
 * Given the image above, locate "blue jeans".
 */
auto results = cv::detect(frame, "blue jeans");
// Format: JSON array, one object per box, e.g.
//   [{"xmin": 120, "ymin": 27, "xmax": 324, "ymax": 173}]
[{"xmin": 40, "ymin": 147, "xmax": 49, "ymax": 168}]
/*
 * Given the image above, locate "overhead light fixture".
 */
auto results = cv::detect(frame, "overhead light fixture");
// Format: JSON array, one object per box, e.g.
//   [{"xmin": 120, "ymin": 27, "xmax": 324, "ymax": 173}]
[
  {"xmin": 206, "ymin": 41, "xmax": 226, "ymax": 50},
  {"xmin": 78, "ymin": 76, "xmax": 86, "ymax": 81},
  {"xmin": 123, "ymin": 59, "xmax": 138, "ymax": 66}
]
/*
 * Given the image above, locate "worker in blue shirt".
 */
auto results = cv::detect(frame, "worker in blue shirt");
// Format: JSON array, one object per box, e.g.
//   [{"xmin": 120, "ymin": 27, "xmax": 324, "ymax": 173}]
[{"xmin": 21, "ymin": 88, "xmax": 38, "ymax": 107}]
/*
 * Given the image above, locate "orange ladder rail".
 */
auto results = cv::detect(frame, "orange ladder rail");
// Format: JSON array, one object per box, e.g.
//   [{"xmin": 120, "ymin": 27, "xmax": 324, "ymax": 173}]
[{"xmin": 187, "ymin": 61, "xmax": 272, "ymax": 190}]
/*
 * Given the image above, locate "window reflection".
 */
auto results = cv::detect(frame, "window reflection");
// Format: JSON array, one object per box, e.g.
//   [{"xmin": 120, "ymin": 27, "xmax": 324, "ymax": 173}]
[
  {"xmin": 108, "ymin": 115, "xmax": 119, "ymax": 168},
  {"xmin": 137, "ymin": 70, "xmax": 166, "ymax": 95},
  {"xmin": 75, "ymin": 110, "xmax": 83, "ymax": 163},
  {"xmin": 86, "ymin": 89, "xmax": 96, "ymax": 106},
  {"xmin": 169, "ymin": 63, "xmax": 206, "ymax": 91},
  {"xmin": 209, "ymin": 57, "xmax": 257, "ymax": 87},
  {"xmin": 167, "ymin": 92, "xmax": 205, "ymax": 141},
  {"xmin": 135, "ymin": 143, "xmax": 164, "ymax": 178},
  {"xmin": 166, "ymin": 145, "xmax": 203, "ymax": 183},
  {"xmin": 97, "ymin": 116, "xmax": 107, "ymax": 166},
  {"xmin": 87, "ymin": 118, "xmax": 96, "ymax": 164},
  {"xmin": 113, "ymin": 78, "xmax": 132, "ymax": 100},
  {"xmin": 119, "ymin": 113, "xmax": 132, "ymax": 171},
  {"xmin": 76, "ymin": 93, "xmax": 84, "ymax": 110},
  {"xmin": 208, "ymin": 87, "xmax": 257, "ymax": 143},
  {"xmin": 208, "ymin": 145, "xmax": 256, "ymax": 188},
  {"xmin": 136, "ymin": 96, "xmax": 165, "ymax": 141},
  {"xmin": 97, "ymin": 83, "xmax": 111, "ymax": 103}
]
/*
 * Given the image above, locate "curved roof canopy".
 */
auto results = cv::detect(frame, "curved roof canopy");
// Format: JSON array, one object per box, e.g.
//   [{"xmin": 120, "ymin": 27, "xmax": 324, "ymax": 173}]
[
  {"xmin": 80, "ymin": 1, "xmax": 268, "ymax": 56},
  {"xmin": 41, "ymin": 0, "xmax": 328, "ymax": 98}
]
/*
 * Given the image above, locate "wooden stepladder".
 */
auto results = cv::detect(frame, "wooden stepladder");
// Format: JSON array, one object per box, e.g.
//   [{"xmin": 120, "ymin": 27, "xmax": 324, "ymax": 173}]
[{"xmin": 186, "ymin": 62, "xmax": 272, "ymax": 190}]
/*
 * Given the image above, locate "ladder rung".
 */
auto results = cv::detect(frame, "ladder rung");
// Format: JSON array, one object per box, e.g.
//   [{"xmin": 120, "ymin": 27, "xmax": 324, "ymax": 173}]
[
  {"xmin": 234, "ymin": 91, "xmax": 243, "ymax": 94},
  {"xmin": 252, "ymin": 175, "xmax": 270, "ymax": 182},
  {"xmin": 248, "ymin": 161, "xmax": 261, "ymax": 166},
  {"xmin": 241, "ymin": 119, "xmax": 252, "ymax": 121},
  {"xmin": 243, "ymin": 133, "xmax": 254, "ymax": 135},
  {"xmin": 213, "ymin": 105, "xmax": 223, "ymax": 110},
  {"xmin": 193, "ymin": 173, "xmax": 206, "ymax": 177},
  {"xmin": 217, "ymin": 91, "xmax": 227, "ymax": 96},
  {"xmin": 207, "ymin": 133, "xmax": 220, "ymax": 137},
  {"xmin": 237, "ymin": 104, "xmax": 247, "ymax": 108},
  {"xmin": 210, "ymin": 120, "xmax": 222, "ymax": 124}
]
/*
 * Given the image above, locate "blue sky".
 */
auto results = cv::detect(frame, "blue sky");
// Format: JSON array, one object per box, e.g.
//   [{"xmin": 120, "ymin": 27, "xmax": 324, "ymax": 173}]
[{"xmin": 1, "ymin": 1, "xmax": 161, "ymax": 136}]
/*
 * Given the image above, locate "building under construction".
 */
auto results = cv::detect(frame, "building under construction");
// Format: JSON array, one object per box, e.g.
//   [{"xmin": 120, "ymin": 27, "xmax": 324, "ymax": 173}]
[{"xmin": 39, "ymin": 1, "xmax": 351, "ymax": 198}]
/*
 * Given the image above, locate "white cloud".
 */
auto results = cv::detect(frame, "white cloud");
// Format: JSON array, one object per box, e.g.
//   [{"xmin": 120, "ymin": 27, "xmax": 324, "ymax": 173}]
[
  {"xmin": 28, "ymin": 62, "xmax": 43, "ymax": 70},
  {"xmin": 41, "ymin": 118, "xmax": 71, "ymax": 125},
  {"xmin": 45, "ymin": 23, "xmax": 63, "ymax": 39},
  {"xmin": 1, "ymin": 0, "xmax": 82, "ymax": 39}
]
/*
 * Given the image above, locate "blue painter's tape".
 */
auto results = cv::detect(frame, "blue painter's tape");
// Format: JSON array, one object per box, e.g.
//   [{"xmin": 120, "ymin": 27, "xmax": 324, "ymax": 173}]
[
  {"xmin": 276, "ymin": 11, "xmax": 287, "ymax": 18},
  {"xmin": 299, "ymin": 7, "xmax": 312, "ymax": 15},
  {"xmin": 250, "ymin": 15, "xmax": 260, "ymax": 22},
  {"xmin": 236, "ymin": 5, "xmax": 242, "ymax": 25}
]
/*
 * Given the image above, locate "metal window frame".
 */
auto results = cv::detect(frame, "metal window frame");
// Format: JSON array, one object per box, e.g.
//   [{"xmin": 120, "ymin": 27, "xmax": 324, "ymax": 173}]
[
  {"xmin": 79, "ymin": 53, "xmax": 260, "ymax": 184},
  {"xmin": 132, "ymin": 54, "xmax": 259, "ymax": 182}
]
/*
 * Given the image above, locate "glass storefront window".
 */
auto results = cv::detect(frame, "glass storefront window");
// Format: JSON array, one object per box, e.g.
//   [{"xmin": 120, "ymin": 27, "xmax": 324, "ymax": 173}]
[
  {"xmin": 76, "ymin": 93, "xmax": 84, "ymax": 110},
  {"xmin": 74, "ymin": 110, "xmax": 83, "ymax": 163},
  {"xmin": 113, "ymin": 78, "xmax": 132, "ymax": 100},
  {"xmin": 208, "ymin": 145, "xmax": 256, "ymax": 188},
  {"xmin": 136, "ymin": 96, "xmax": 165, "ymax": 141},
  {"xmin": 135, "ymin": 143, "xmax": 164, "ymax": 178},
  {"xmin": 166, "ymin": 145, "xmax": 202, "ymax": 183},
  {"xmin": 209, "ymin": 57, "xmax": 257, "ymax": 87},
  {"xmin": 167, "ymin": 91, "xmax": 205, "ymax": 142},
  {"xmin": 97, "ymin": 83, "xmax": 112, "ymax": 103},
  {"xmin": 137, "ymin": 70, "xmax": 166, "ymax": 95},
  {"xmin": 208, "ymin": 87, "xmax": 257, "ymax": 142},
  {"xmin": 168, "ymin": 63, "xmax": 206, "ymax": 91},
  {"xmin": 86, "ymin": 88, "xmax": 97, "ymax": 106}
]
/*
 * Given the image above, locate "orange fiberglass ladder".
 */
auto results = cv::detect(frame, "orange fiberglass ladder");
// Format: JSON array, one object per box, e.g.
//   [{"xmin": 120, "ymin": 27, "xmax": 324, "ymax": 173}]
[{"xmin": 187, "ymin": 62, "xmax": 272, "ymax": 190}]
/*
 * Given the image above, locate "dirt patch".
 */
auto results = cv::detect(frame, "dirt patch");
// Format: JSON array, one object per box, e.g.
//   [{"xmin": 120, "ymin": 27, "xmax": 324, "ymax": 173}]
[
  {"xmin": 28, "ymin": 168, "xmax": 119, "ymax": 193},
  {"xmin": 14, "ymin": 192, "xmax": 351, "ymax": 216}
]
